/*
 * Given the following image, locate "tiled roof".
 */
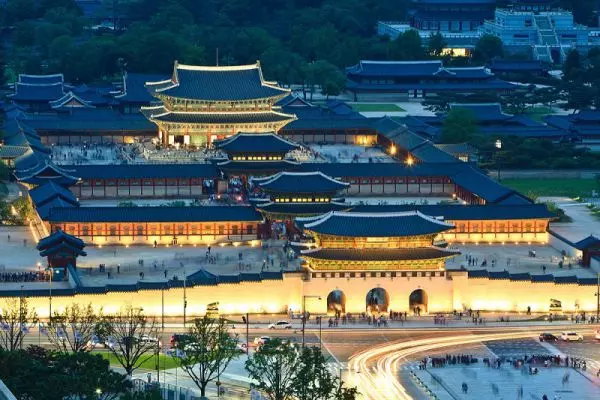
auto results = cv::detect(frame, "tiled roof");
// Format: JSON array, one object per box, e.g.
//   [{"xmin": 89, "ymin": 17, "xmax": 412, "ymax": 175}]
[
  {"xmin": 46, "ymin": 205, "xmax": 263, "ymax": 223},
  {"xmin": 255, "ymin": 201, "xmax": 352, "ymax": 216},
  {"xmin": 301, "ymin": 247, "xmax": 460, "ymax": 261},
  {"xmin": 14, "ymin": 158, "xmax": 80, "ymax": 186},
  {"xmin": 215, "ymin": 132, "xmax": 300, "ymax": 153},
  {"xmin": 29, "ymin": 181, "xmax": 79, "ymax": 208},
  {"xmin": 349, "ymin": 204, "xmax": 554, "ymax": 221},
  {"xmin": 152, "ymin": 62, "xmax": 289, "ymax": 101},
  {"xmin": 449, "ymin": 103, "xmax": 513, "ymax": 122},
  {"xmin": 410, "ymin": 143, "xmax": 459, "ymax": 163},
  {"xmin": 37, "ymin": 229, "xmax": 85, "ymax": 252},
  {"xmin": 19, "ymin": 109, "xmax": 156, "ymax": 132},
  {"xmin": 295, "ymin": 161, "xmax": 468, "ymax": 178},
  {"xmin": 18, "ymin": 74, "xmax": 64, "ymax": 85},
  {"xmin": 11, "ymin": 82, "xmax": 65, "ymax": 102},
  {"xmin": 299, "ymin": 210, "xmax": 454, "ymax": 237},
  {"xmin": 574, "ymin": 235, "xmax": 600, "ymax": 250},
  {"xmin": 450, "ymin": 167, "xmax": 514, "ymax": 203},
  {"xmin": 66, "ymin": 163, "xmax": 219, "ymax": 180},
  {"xmin": 49, "ymin": 92, "xmax": 94, "ymax": 109},
  {"xmin": 347, "ymin": 60, "xmax": 444, "ymax": 77},
  {"xmin": 114, "ymin": 73, "xmax": 167, "ymax": 103},
  {"xmin": 36, "ymin": 197, "xmax": 78, "ymax": 220},
  {"xmin": 345, "ymin": 80, "xmax": 516, "ymax": 92},
  {"xmin": 0, "ymin": 145, "xmax": 29, "ymax": 159},
  {"xmin": 149, "ymin": 110, "xmax": 296, "ymax": 124},
  {"xmin": 39, "ymin": 241, "xmax": 87, "ymax": 257},
  {"xmin": 254, "ymin": 171, "xmax": 349, "ymax": 194},
  {"xmin": 217, "ymin": 160, "xmax": 300, "ymax": 174}
]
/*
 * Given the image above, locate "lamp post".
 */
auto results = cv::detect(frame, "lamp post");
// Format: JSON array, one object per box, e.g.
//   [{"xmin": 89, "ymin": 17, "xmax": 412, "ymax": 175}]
[
  {"xmin": 495, "ymin": 139, "xmax": 502, "ymax": 182},
  {"xmin": 183, "ymin": 268, "xmax": 187, "ymax": 328},
  {"xmin": 46, "ymin": 266, "xmax": 53, "ymax": 320},
  {"xmin": 596, "ymin": 272, "xmax": 600, "ymax": 323},
  {"xmin": 302, "ymin": 295, "xmax": 321, "ymax": 348}
]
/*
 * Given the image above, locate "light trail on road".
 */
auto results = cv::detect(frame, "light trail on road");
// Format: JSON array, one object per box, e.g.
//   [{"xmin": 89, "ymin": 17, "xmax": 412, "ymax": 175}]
[{"xmin": 347, "ymin": 329, "xmax": 598, "ymax": 400}]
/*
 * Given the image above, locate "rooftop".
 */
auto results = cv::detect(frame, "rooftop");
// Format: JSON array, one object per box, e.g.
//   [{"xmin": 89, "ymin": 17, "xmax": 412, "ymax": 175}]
[
  {"xmin": 298, "ymin": 210, "xmax": 454, "ymax": 237},
  {"xmin": 301, "ymin": 247, "xmax": 460, "ymax": 261},
  {"xmin": 147, "ymin": 110, "xmax": 296, "ymax": 125},
  {"xmin": 46, "ymin": 205, "xmax": 263, "ymax": 223},
  {"xmin": 149, "ymin": 62, "xmax": 290, "ymax": 102},
  {"xmin": 215, "ymin": 132, "xmax": 300, "ymax": 154},
  {"xmin": 253, "ymin": 171, "xmax": 350, "ymax": 194}
]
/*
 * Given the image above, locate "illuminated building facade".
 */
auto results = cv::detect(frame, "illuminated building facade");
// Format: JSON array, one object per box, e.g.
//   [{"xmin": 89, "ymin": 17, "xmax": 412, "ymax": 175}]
[
  {"xmin": 142, "ymin": 62, "xmax": 296, "ymax": 146},
  {"xmin": 298, "ymin": 211, "xmax": 460, "ymax": 272}
]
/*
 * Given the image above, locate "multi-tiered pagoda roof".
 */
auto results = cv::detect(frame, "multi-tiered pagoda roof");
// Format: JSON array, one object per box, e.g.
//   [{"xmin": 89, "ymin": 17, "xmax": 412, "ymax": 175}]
[
  {"xmin": 143, "ymin": 62, "xmax": 296, "ymax": 146},
  {"xmin": 298, "ymin": 211, "xmax": 459, "ymax": 270}
]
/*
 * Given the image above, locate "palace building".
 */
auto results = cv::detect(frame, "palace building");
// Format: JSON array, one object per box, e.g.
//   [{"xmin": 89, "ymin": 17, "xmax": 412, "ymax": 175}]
[
  {"xmin": 214, "ymin": 132, "xmax": 302, "ymax": 177},
  {"xmin": 345, "ymin": 60, "xmax": 516, "ymax": 101},
  {"xmin": 298, "ymin": 211, "xmax": 460, "ymax": 272},
  {"xmin": 142, "ymin": 62, "xmax": 296, "ymax": 146},
  {"xmin": 252, "ymin": 171, "xmax": 352, "ymax": 219}
]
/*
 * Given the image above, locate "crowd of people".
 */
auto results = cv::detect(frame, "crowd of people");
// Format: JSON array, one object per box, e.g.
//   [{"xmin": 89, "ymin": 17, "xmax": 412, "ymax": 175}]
[
  {"xmin": 420, "ymin": 354, "xmax": 477, "ymax": 369},
  {"xmin": 0, "ymin": 271, "xmax": 47, "ymax": 282}
]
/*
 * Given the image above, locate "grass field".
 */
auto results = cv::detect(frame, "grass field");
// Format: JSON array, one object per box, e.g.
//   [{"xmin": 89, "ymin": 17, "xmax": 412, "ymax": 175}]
[
  {"xmin": 525, "ymin": 106, "xmax": 553, "ymax": 122},
  {"xmin": 351, "ymin": 103, "xmax": 405, "ymax": 112},
  {"xmin": 502, "ymin": 178, "xmax": 597, "ymax": 198},
  {"xmin": 97, "ymin": 352, "xmax": 181, "ymax": 370}
]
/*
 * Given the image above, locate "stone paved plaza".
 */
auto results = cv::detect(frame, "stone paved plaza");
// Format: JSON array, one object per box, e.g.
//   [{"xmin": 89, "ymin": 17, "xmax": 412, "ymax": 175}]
[{"xmin": 414, "ymin": 365, "xmax": 598, "ymax": 400}]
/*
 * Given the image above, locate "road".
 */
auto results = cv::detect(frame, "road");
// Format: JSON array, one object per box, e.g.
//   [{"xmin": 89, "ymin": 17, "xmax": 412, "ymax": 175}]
[{"xmin": 20, "ymin": 324, "xmax": 600, "ymax": 399}]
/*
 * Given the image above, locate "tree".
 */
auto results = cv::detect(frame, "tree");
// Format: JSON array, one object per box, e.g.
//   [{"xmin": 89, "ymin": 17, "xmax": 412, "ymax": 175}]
[
  {"xmin": 0, "ymin": 347, "xmax": 129, "ymax": 400},
  {"xmin": 305, "ymin": 60, "xmax": 346, "ymax": 99},
  {"xmin": 428, "ymin": 32, "xmax": 447, "ymax": 58},
  {"xmin": 53, "ymin": 351, "xmax": 128, "ymax": 400},
  {"xmin": 441, "ymin": 107, "xmax": 477, "ymax": 143},
  {"xmin": 11, "ymin": 196, "xmax": 35, "ymax": 224},
  {"xmin": 500, "ymin": 90, "xmax": 529, "ymax": 115},
  {"xmin": 294, "ymin": 346, "xmax": 343, "ymax": 400},
  {"xmin": 101, "ymin": 306, "xmax": 158, "ymax": 377},
  {"xmin": 46, "ymin": 303, "xmax": 101, "ymax": 353},
  {"xmin": 563, "ymin": 49, "xmax": 582, "ymax": 82},
  {"xmin": 245, "ymin": 339, "xmax": 301, "ymax": 400},
  {"xmin": 390, "ymin": 29, "xmax": 424, "ymax": 60},
  {"xmin": 174, "ymin": 315, "xmax": 239, "ymax": 397},
  {"xmin": 473, "ymin": 34, "xmax": 504, "ymax": 64},
  {"xmin": 0, "ymin": 298, "xmax": 38, "ymax": 351}
]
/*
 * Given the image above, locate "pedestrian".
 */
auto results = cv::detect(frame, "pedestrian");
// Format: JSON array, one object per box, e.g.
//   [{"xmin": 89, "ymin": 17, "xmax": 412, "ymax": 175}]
[
  {"xmin": 7, "ymin": 234, "xmax": 10, "ymax": 242},
  {"xmin": 461, "ymin": 382, "xmax": 468, "ymax": 394},
  {"xmin": 208, "ymin": 245, "xmax": 211, "ymax": 254},
  {"xmin": 164, "ymin": 270, "xmax": 167, "ymax": 279},
  {"xmin": 117, "ymin": 264, "xmax": 120, "ymax": 274},
  {"xmin": 23, "ymin": 239, "xmax": 27, "ymax": 247},
  {"xmin": 542, "ymin": 395, "xmax": 548, "ymax": 400}
]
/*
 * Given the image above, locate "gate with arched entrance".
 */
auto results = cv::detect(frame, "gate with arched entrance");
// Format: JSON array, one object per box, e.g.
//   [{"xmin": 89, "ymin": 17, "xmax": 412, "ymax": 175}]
[
  {"xmin": 327, "ymin": 290, "xmax": 346, "ymax": 316},
  {"xmin": 409, "ymin": 289, "xmax": 428, "ymax": 315},
  {"xmin": 366, "ymin": 287, "xmax": 390, "ymax": 315}
]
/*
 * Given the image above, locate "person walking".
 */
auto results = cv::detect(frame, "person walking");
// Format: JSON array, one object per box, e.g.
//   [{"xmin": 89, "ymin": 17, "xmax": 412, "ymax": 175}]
[{"xmin": 461, "ymin": 382, "xmax": 468, "ymax": 394}]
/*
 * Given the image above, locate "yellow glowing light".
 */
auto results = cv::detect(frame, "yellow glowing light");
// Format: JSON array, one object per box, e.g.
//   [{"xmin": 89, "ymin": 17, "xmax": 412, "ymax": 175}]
[
  {"xmin": 179, "ymin": 244, "xmax": 183, "ymax": 247},
  {"xmin": 220, "ymin": 243, "xmax": 226, "ymax": 247},
  {"xmin": 406, "ymin": 156, "xmax": 414, "ymax": 166},
  {"xmin": 390, "ymin": 145, "xmax": 397, "ymax": 155},
  {"xmin": 166, "ymin": 244, "xmax": 170, "ymax": 248},
  {"xmin": 125, "ymin": 245, "xmax": 129, "ymax": 248},
  {"xmin": 98, "ymin": 245, "xmax": 103, "ymax": 248}
]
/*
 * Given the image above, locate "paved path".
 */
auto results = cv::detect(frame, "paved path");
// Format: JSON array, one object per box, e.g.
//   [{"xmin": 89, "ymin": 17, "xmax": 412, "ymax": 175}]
[{"xmin": 545, "ymin": 197, "xmax": 600, "ymax": 241}]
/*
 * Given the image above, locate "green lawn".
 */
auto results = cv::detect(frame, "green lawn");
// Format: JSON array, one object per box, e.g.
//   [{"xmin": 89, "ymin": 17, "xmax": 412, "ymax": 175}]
[
  {"xmin": 502, "ymin": 178, "xmax": 597, "ymax": 198},
  {"xmin": 525, "ymin": 106, "xmax": 553, "ymax": 122},
  {"xmin": 351, "ymin": 103, "xmax": 405, "ymax": 112},
  {"xmin": 96, "ymin": 352, "xmax": 181, "ymax": 370}
]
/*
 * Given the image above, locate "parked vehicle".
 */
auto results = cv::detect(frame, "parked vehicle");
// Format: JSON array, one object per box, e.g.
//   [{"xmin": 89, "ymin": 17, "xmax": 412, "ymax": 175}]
[
  {"xmin": 254, "ymin": 336, "xmax": 271, "ymax": 345},
  {"xmin": 170, "ymin": 334, "xmax": 193, "ymax": 348}
]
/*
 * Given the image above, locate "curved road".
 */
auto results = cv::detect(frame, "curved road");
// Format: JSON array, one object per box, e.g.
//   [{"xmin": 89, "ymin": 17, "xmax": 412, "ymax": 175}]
[{"xmin": 347, "ymin": 327, "xmax": 600, "ymax": 400}]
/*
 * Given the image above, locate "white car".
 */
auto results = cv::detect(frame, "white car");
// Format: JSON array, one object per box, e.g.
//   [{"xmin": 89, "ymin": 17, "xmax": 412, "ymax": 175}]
[
  {"xmin": 138, "ymin": 335, "xmax": 161, "ymax": 346},
  {"xmin": 268, "ymin": 321, "xmax": 292, "ymax": 330},
  {"xmin": 86, "ymin": 337, "xmax": 113, "ymax": 350},
  {"xmin": 595, "ymin": 330, "xmax": 600, "ymax": 340},
  {"xmin": 560, "ymin": 332, "xmax": 583, "ymax": 342},
  {"xmin": 254, "ymin": 336, "xmax": 271, "ymax": 345}
]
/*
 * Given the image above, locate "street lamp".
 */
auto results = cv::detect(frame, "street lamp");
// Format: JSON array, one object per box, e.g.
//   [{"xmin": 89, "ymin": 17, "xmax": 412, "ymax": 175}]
[
  {"xmin": 46, "ymin": 266, "xmax": 54, "ymax": 320},
  {"xmin": 183, "ymin": 267, "xmax": 187, "ymax": 328},
  {"xmin": 495, "ymin": 139, "xmax": 502, "ymax": 182},
  {"xmin": 302, "ymin": 295, "xmax": 321, "ymax": 348}
]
